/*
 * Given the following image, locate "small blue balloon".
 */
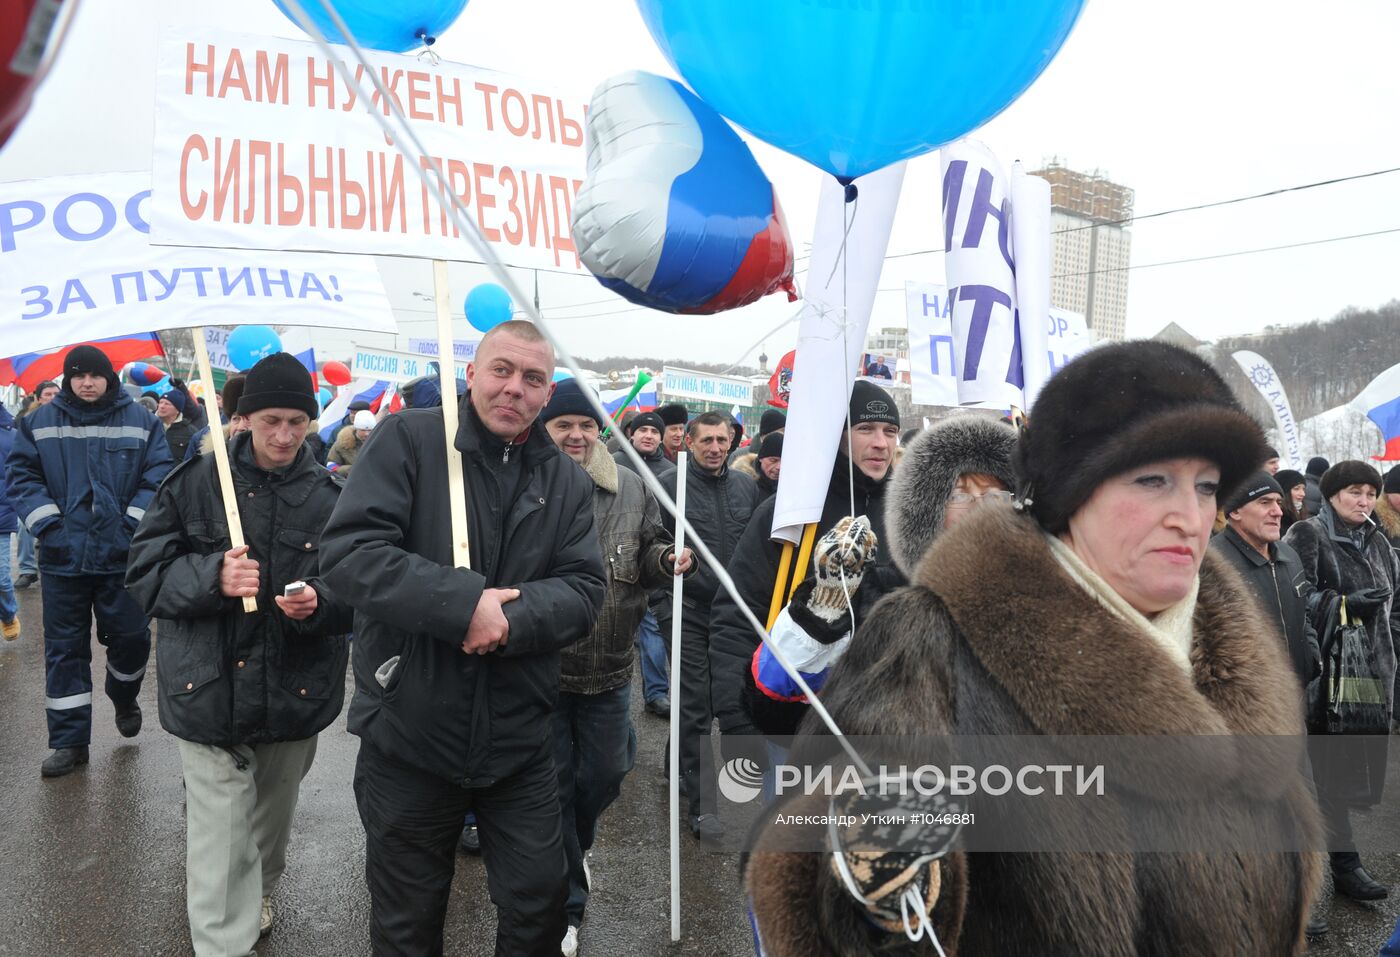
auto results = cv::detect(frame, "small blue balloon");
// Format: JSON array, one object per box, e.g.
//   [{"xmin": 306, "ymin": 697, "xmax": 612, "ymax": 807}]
[
  {"xmin": 317, "ymin": 386, "xmax": 333, "ymax": 409},
  {"xmin": 464, "ymin": 283, "xmax": 514, "ymax": 333},
  {"xmin": 634, "ymin": 0, "xmax": 1085, "ymax": 181},
  {"xmin": 147, "ymin": 377, "xmax": 173, "ymax": 397},
  {"xmin": 272, "ymin": 0, "xmax": 470, "ymax": 53},
  {"xmin": 226, "ymin": 325, "xmax": 283, "ymax": 372}
]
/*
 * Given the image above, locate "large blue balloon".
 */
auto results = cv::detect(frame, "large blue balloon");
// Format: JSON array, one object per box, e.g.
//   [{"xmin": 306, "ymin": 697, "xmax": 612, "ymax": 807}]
[
  {"xmin": 634, "ymin": 0, "xmax": 1085, "ymax": 181},
  {"xmin": 226, "ymin": 325, "xmax": 283, "ymax": 372},
  {"xmin": 464, "ymin": 283, "xmax": 513, "ymax": 333},
  {"xmin": 272, "ymin": 0, "xmax": 469, "ymax": 53}
]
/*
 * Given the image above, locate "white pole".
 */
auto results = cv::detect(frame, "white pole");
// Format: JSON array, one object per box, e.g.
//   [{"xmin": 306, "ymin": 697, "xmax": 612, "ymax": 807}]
[
  {"xmin": 669, "ymin": 450, "xmax": 688, "ymax": 942},
  {"xmin": 432, "ymin": 260, "xmax": 471, "ymax": 569}
]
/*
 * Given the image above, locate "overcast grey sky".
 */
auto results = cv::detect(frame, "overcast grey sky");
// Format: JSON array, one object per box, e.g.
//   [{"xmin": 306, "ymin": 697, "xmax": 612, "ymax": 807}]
[{"xmin": 4, "ymin": 0, "xmax": 1398, "ymax": 366}]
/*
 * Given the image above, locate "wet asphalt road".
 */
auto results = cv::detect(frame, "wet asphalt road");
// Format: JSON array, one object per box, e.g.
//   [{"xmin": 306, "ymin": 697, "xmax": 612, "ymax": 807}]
[{"xmin": 2, "ymin": 566, "xmax": 1400, "ymax": 955}]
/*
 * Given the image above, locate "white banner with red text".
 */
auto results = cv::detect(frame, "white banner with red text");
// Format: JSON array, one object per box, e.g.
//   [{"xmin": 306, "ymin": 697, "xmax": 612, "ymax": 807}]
[{"xmin": 150, "ymin": 25, "xmax": 589, "ymax": 272}]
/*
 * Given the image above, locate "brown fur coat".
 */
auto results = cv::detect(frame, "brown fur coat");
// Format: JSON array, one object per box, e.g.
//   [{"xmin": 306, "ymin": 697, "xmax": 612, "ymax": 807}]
[{"xmin": 746, "ymin": 505, "xmax": 1322, "ymax": 957}]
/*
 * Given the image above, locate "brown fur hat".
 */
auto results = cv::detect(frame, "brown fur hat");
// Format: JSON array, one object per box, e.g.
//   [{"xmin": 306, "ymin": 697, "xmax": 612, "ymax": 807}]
[{"xmin": 1016, "ymin": 341, "xmax": 1268, "ymax": 534}]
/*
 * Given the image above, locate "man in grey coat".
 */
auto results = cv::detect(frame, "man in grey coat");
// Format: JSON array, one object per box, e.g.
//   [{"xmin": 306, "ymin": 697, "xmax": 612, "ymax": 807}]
[{"xmin": 542, "ymin": 379, "xmax": 692, "ymax": 956}]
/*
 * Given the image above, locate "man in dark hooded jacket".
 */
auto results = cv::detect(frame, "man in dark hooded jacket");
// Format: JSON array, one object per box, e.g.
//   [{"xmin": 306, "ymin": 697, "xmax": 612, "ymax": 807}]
[
  {"xmin": 319, "ymin": 320, "xmax": 606, "ymax": 956},
  {"xmin": 1303, "ymin": 456, "xmax": 1330, "ymax": 519},
  {"xmin": 6, "ymin": 345, "xmax": 172, "ymax": 777}
]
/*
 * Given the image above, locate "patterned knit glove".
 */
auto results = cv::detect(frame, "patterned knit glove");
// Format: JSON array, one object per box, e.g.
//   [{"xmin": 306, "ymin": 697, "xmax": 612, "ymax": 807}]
[{"xmin": 802, "ymin": 515, "xmax": 877, "ymax": 627}]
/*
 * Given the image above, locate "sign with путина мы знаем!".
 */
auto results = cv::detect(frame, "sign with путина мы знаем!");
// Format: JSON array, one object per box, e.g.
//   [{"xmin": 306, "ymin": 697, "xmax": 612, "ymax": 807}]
[{"xmin": 661, "ymin": 366, "xmax": 754, "ymax": 406}]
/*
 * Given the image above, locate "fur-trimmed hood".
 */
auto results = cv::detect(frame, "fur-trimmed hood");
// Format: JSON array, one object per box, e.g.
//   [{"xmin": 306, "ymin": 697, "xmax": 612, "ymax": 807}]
[
  {"xmin": 885, "ymin": 414, "xmax": 1016, "ymax": 576},
  {"xmin": 582, "ymin": 439, "xmax": 619, "ymax": 493},
  {"xmin": 731, "ymin": 451, "xmax": 759, "ymax": 479},
  {"xmin": 1376, "ymin": 493, "xmax": 1400, "ymax": 543}
]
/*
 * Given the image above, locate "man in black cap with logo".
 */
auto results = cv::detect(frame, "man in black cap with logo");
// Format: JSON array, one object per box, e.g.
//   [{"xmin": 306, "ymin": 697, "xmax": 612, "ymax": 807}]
[
  {"xmin": 126, "ymin": 351, "xmax": 353, "ymax": 951},
  {"xmin": 7, "ymin": 344, "xmax": 173, "ymax": 777},
  {"xmin": 709, "ymin": 380, "xmax": 907, "ymax": 771}
]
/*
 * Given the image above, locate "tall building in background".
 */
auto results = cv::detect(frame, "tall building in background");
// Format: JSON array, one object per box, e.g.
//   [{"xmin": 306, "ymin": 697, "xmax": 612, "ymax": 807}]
[{"xmin": 1028, "ymin": 161, "xmax": 1134, "ymax": 341}]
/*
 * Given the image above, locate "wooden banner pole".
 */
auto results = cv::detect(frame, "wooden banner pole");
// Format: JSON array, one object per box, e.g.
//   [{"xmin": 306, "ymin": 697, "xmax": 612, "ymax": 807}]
[
  {"xmin": 191, "ymin": 328, "xmax": 256, "ymax": 613},
  {"xmin": 433, "ymin": 260, "xmax": 472, "ymax": 569}
]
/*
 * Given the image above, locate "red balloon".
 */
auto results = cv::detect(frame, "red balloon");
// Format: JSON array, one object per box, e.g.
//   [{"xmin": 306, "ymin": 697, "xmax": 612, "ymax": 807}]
[
  {"xmin": 321, "ymin": 360, "xmax": 352, "ymax": 386},
  {"xmin": 0, "ymin": 1, "xmax": 71, "ymax": 149}
]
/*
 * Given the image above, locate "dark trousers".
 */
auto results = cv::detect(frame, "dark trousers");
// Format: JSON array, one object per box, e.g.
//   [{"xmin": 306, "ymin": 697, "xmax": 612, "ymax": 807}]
[
  {"xmin": 1318, "ymin": 784, "xmax": 1361, "ymax": 874},
  {"xmin": 552, "ymin": 683, "xmax": 637, "ymax": 927},
  {"xmin": 41, "ymin": 573, "xmax": 150, "ymax": 748},
  {"xmin": 659, "ymin": 610, "xmax": 717, "ymax": 818},
  {"xmin": 353, "ymin": 739, "xmax": 567, "ymax": 957}
]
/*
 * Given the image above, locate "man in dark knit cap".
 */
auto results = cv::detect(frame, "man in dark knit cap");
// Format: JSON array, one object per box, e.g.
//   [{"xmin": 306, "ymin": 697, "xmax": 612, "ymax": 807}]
[
  {"xmin": 156, "ymin": 386, "xmax": 198, "ymax": 461},
  {"xmin": 127, "ymin": 351, "xmax": 353, "ymax": 951},
  {"xmin": 541, "ymin": 378, "xmax": 691, "ymax": 952},
  {"xmin": 6, "ymin": 344, "xmax": 173, "ymax": 777},
  {"xmin": 614, "ymin": 410, "xmax": 676, "ymax": 719},
  {"xmin": 615, "ymin": 410, "xmax": 674, "ymax": 481}
]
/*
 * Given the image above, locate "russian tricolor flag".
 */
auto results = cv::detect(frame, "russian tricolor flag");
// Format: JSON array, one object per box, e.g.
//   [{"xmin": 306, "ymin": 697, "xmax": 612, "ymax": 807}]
[
  {"xmin": 318, "ymin": 378, "xmax": 397, "ymax": 443},
  {"xmin": 1352, "ymin": 362, "xmax": 1400, "ymax": 461},
  {"xmin": 600, "ymin": 382, "xmax": 658, "ymax": 418},
  {"xmin": 0, "ymin": 333, "xmax": 164, "ymax": 393}
]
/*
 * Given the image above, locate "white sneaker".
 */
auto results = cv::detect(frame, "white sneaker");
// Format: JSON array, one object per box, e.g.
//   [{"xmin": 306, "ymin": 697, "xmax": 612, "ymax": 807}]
[
  {"xmin": 260, "ymin": 896, "xmax": 273, "ymax": 936},
  {"xmin": 582, "ymin": 853, "xmax": 591, "ymax": 892},
  {"xmin": 560, "ymin": 925, "xmax": 579, "ymax": 957}
]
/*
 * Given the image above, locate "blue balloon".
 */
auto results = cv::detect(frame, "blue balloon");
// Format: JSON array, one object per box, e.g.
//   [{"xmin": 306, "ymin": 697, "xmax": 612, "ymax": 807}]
[
  {"xmin": 464, "ymin": 283, "xmax": 513, "ymax": 333},
  {"xmin": 634, "ymin": 0, "xmax": 1085, "ymax": 181},
  {"xmin": 272, "ymin": 0, "xmax": 469, "ymax": 53},
  {"xmin": 317, "ymin": 386, "xmax": 334, "ymax": 410},
  {"xmin": 226, "ymin": 325, "xmax": 283, "ymax": 372}
]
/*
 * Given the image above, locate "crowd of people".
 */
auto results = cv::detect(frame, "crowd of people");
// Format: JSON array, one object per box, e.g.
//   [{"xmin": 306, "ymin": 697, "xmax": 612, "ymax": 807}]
[{"xmin": 1, "ymin": 331, "xmax": 1399, "ymax": 956}]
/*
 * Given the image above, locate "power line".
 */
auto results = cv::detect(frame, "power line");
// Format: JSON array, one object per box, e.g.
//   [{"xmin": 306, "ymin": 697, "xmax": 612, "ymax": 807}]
[
  {"xmin": 1053, "ymin": 165, "xmax": 1400, "ymax": 234},
  {"xmin": 1052, "ymin": 225, "xmax": 1400, "ymax": 280}
]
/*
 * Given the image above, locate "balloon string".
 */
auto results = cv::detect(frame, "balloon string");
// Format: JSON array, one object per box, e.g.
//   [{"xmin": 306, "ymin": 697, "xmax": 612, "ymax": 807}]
[{"xmin": 272, "ymin": 0, "xmax": 877, "ymax": 784}]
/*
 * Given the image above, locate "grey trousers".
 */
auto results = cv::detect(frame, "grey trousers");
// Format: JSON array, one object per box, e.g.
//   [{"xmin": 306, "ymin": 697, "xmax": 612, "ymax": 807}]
[{"xmin": 177, "ymin": 736, "xmax": 318, "ymax": 957}]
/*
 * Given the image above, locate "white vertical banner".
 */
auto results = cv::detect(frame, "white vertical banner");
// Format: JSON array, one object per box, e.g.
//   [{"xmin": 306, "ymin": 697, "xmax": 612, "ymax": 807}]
[
  {"xmin": 941, "ymin": 140, "xmax": 1019, "ymax": 409},
  {"xmin": 906, "ymin": 282, "xmax": 959, "ymax": 407},
  {"xmin": 1232, "ymin": 350, "xmax": 1302, "ymax": 467},
  {"xmin": 770, "ymin": 162, "xmax": 906, "ymax": 544},
  {"xmin": 907, "ymin": 279, "xmax": 1090, "ymax": 409},
  {"xmin": 1011, "ymin": 163, "xmax": 1053, "ymax": 409}
]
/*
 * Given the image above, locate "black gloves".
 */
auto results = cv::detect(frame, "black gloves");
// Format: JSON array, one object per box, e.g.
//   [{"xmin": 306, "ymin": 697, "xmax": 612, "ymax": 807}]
[{"xmin": 1344, "ymin": 587, "xmax": 1391, "ymax": 616}]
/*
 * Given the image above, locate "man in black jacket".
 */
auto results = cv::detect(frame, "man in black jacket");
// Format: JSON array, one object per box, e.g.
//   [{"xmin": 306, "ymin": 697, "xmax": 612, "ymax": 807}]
[
  {"xmin": 709, "ymin": 382, "xmax": 906, "ymax": 748},
  {"xmin": 126, "ymin": 353, "xmax": 353, "ymax": 952},
  {"xmin": 1210, "ymin": 471, "xmax": 1318, "ymax": 688},
  {"xmin": 614, "ymin": 410, "xmax": 674, "ymax": 481},
  {"xmin": 1209, "ymin": 470, "xmax": 1328, "ymax": 938},
  {"xmin": 319, "ymin": 320, "xmax": 606, "ymax": 956},
  {"xmin": 658, "ymin": 410, "xmax": 760, "ymax": 841}
]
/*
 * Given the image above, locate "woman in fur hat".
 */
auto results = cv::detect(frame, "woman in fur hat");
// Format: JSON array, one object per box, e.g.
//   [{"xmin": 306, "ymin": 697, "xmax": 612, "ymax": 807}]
[
  {"xmin": 1284, "ymin": 459, "xmax": 1398, "ymax": 901},
  {"xmin": 745, "ymin": 341, "xmax": 1321, "ymax": 957}
]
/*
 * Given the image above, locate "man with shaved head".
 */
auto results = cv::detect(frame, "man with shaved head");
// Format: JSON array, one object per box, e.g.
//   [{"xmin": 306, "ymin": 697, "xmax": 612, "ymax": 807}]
[{"xmin": 320, "ymin": 320, "xmax": 607, "ymax": 955}]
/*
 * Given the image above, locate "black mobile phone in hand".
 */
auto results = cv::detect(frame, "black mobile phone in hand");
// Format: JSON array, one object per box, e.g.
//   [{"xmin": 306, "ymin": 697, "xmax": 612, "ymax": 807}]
[{"xmin": 283, "ymin": 581, "xmax": 307, "ymax": 597}]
